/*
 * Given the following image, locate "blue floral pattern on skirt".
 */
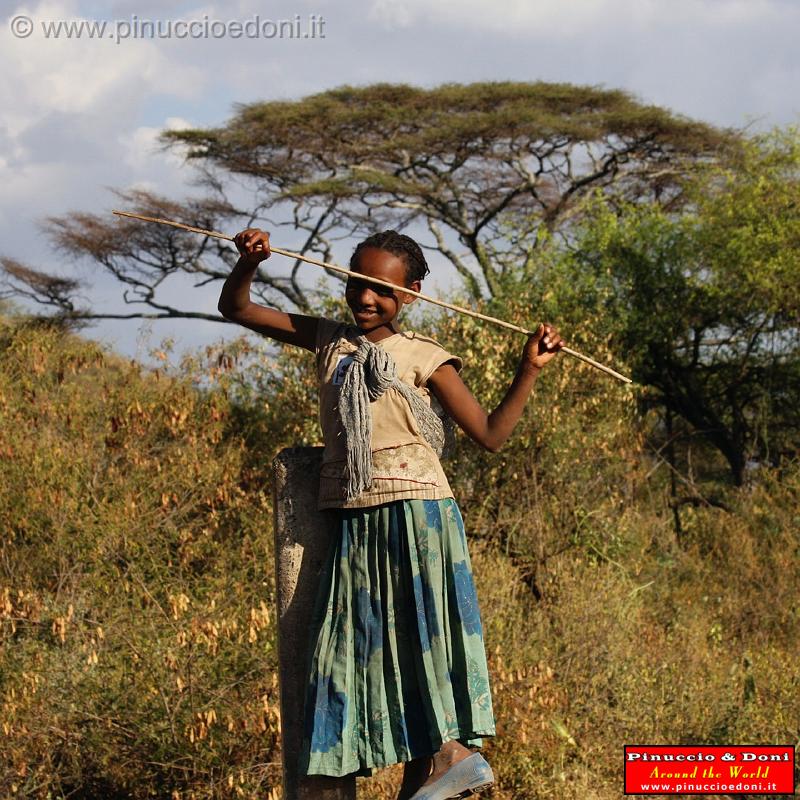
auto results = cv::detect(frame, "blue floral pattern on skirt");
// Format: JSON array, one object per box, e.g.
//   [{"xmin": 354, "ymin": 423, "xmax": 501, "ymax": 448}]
[{"xmin": 297, "ymin": 497, "xmax": 496, "ymax": 778}]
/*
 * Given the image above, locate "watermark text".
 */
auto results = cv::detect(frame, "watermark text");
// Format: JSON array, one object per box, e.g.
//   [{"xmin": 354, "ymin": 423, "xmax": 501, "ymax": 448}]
[{"xmin": 9, "ymin": 13, "xmax": 326, "ymax": 44}]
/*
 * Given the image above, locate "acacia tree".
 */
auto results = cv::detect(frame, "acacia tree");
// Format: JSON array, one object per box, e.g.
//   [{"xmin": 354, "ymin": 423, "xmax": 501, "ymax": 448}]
[{"xmin": 1, "ymin": 81, "xmax": 736, "ymax": 324}]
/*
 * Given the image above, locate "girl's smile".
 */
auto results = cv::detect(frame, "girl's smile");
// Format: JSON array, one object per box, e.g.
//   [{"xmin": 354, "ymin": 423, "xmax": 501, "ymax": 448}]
[{"xmin": 345, "ymin": 247, "xmax": 421, "ymax": 342}]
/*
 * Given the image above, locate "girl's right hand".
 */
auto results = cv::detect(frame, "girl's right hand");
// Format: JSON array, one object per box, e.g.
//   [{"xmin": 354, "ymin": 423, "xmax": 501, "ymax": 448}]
[
  {"xmin": 523, "ymin": 323, "xmax": 565, "ymax": 372},
  {"xmin": 233, "ymin": 228, "xmax": 271, "ymax": 265}
]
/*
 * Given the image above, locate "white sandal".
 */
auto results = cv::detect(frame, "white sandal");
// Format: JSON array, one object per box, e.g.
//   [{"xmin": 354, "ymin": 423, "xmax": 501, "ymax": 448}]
[{"xmin": 409, "ymin": 753, "xmax": 494, "ymax": 800}]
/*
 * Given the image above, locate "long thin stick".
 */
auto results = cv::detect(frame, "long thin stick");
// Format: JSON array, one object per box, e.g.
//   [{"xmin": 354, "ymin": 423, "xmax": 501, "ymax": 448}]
[{"xmin": 112, "ymin": 210, "xmax": 632, "ymax": 384}]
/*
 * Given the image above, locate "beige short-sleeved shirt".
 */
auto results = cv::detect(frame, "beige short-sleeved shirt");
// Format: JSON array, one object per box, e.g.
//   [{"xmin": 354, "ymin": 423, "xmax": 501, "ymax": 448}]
[{"xmin": 315, "ymin": 317, "xmax": 463, "ymax": 510}]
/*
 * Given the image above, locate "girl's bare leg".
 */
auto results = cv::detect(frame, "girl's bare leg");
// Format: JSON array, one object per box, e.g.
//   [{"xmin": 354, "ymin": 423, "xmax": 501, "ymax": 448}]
[{"xmin": 397, "ymin": 754, "xmax": 433, "ymax": 800}]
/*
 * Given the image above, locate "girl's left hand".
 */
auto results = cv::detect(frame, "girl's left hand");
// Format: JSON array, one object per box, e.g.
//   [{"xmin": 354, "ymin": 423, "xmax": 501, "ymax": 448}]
[{"xmin": 523, "ymin": 323, "xmax": 566, "ymax": 372}]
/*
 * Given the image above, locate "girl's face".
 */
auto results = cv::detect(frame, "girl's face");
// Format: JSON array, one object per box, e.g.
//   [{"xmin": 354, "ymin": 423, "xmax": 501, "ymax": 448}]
[{"xmin": 345, "ymin": 247, "xmax": 421, "ymax": 339}]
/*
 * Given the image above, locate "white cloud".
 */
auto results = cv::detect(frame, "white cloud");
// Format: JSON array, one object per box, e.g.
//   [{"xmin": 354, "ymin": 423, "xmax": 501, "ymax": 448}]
[
  {"xmin": 118, "ymin": 116, "xmax": 192, "ymax": 170},
  {"xmin": 366, "ymin": 0, "xmax": 788, "ymax": 37},
  {"xmin": 0, "ymin": 1, "xmax": 205, "ymax": 256},
  {"xmin": 2, "ymin": 2, "xmax": 202, "ymax": 126}
]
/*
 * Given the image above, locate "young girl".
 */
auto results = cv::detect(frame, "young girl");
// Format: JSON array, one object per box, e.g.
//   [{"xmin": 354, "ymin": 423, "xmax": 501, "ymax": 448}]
[{"xmin": 219, "ymin": 228, "xmax": 565, "ymax": 800}]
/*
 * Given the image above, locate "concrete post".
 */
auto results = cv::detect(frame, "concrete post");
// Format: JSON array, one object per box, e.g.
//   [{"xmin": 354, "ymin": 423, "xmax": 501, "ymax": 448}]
[{"xmin": 272, "ymin": 447, "xmax": 357, "ymax": 800}]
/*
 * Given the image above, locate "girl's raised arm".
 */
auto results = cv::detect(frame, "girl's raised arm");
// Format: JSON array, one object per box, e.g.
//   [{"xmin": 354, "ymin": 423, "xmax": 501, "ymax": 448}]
[
  {"xmin": 427, "ymin": 323, "xmax": 565, "ymax": 453},
  {"xmin": 218, "ymin": 228, "xmax": 319, "ymax": 352}
]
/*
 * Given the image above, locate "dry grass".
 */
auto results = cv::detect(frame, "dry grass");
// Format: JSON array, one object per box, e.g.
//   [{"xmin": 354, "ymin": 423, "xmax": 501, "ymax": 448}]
[{"xmin": 1, "ymin": 312, "xmax": 797, "ymax": 799}]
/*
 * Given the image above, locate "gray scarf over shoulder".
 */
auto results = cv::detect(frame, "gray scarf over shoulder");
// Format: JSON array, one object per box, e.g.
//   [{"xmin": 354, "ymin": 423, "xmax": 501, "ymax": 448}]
[{"xmin": 337, "ymin": 330, "xmax": 452, "ymax": 501}]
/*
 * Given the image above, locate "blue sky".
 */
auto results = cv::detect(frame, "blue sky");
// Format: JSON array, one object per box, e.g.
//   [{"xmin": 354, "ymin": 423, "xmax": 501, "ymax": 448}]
[{"xmin": 1, "ymin": 0, "xmax": 798, "ymax": 366}]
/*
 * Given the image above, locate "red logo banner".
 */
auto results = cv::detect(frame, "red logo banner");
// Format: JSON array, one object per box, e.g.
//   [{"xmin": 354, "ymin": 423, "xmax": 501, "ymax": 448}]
[{"xmin": 624, "ymin": 744, "xmax": 795, "ymax": 795}]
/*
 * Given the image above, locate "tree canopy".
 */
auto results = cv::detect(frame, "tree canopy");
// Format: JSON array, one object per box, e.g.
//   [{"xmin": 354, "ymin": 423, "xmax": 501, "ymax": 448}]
[
  {"xmin": 1, "ymin": 81, "xmax": 737, "ymax": 323},
  {"xmin": 165, "ymin": 81, "xmax": 736, "ymax": 298},
  {"xmin": 560, "ymin": 129, "xmax": 800, "ymax": 484}
]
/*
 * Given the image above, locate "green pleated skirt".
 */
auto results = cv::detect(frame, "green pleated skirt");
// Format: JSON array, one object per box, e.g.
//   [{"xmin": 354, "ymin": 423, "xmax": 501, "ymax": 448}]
[{"xmin": 297, "ymin": 497, "xmax": 496, "ymax": 778}]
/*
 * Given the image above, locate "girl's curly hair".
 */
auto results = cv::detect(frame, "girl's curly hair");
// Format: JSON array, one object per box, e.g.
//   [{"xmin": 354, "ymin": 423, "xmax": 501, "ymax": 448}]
[{"xmin": 349, "ymin": 230, "xmax": 430, "ymax": 285}]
